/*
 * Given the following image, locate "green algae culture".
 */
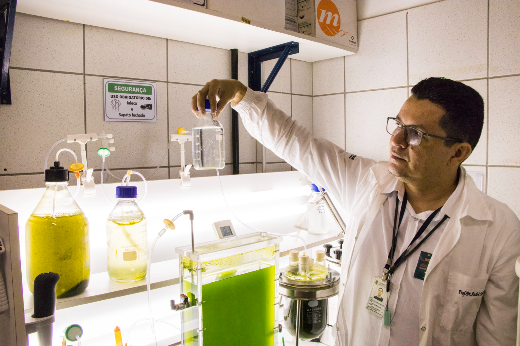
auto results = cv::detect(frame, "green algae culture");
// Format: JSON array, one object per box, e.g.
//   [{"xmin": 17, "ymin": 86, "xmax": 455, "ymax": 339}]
[
  {"xmin": 284, "ymin": 298, "xmax": 328, "ymax": 339},
  {"xmin": 181, "ymin": 245, "xmax": 276, "ymax": 276},
  {"xmin": 26, "ymin": 212, "xmax": 90, "ymax": 298},
  {"xmin": 202, "ymin": 266, "xmax": 275, "ymax": 346}
]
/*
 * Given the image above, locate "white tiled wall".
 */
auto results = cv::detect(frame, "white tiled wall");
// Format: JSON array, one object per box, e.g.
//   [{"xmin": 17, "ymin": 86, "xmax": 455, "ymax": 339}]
[
  {"xmin": 313, "ymin": 0, "xmax": 520, "ymax": 218},
  {"xmin": 0, "ymin": 13, "xmax": 313, "ymax": 190}
]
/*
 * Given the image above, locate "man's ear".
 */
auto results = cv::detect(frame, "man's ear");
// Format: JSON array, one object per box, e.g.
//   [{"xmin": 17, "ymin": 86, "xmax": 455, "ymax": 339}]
[{"xmin": 450, "ymin": 142, "xmax": 472, "ymax": 166}]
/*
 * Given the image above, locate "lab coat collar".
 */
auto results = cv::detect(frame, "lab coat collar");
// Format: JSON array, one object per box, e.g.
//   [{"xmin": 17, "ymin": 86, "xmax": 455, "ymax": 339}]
[{"xmin": 378, "ymin": 166, "xmax": 493, "ymax": 222}]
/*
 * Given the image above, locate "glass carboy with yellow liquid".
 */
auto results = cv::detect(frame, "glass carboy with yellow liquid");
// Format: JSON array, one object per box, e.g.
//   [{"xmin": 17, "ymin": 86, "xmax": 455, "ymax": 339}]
[
  {"xmin": 25, "ymin": 161, "xmax": 90, "ymax": 298},
  {"xmin": 106, "ymin": 185, "xmax": 148, "ymax": 282}
]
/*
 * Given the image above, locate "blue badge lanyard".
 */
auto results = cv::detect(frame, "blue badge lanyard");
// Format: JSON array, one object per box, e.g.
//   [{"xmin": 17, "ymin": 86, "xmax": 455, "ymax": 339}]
[
  {"xmin": 382, "ymin": 191, "xmax": 449, "ymax": 288},
  {"xmin": 381, "ymin": 191, "xmax": 449, "ymax": 326}
]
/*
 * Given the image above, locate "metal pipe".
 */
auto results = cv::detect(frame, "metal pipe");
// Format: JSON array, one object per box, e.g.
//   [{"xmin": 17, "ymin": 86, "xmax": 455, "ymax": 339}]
[
  {"xmin": 295, "ymin": 299, "xmax": 301, "ymax": 346},
  {"xmin": 184, "ymin": 210, "xmax": 195, "ymax": 253}
]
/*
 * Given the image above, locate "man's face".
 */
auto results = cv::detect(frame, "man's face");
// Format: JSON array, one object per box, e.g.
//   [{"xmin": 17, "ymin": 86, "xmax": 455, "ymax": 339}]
[{"xmin": 388, "ymin": 96, "xmax": 455, "ymax": 183}]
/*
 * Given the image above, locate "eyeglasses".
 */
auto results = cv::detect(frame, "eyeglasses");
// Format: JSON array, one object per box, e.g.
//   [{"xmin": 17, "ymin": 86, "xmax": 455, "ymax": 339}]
[{"xmin": 386, "ymin": 117, "xmax": 461, "ymax": 146}]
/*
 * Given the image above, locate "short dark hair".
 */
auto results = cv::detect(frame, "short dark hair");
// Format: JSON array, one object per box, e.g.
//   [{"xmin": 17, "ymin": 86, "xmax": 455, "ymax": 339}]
[{"xmin": 411, "ymin": 77, "xmax": 484, "ymax": 150}]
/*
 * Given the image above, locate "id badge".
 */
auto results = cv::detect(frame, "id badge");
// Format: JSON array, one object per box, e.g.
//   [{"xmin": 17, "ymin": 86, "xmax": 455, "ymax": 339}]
[{"xmin": 365, "ymin": 276, "xmax": 388, "ymax": 319}]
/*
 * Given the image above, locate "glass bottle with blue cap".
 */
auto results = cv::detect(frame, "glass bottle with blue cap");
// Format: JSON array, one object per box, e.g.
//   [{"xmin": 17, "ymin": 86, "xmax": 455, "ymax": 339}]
[
  {"xmin": 306, "ymin": 184, "xmax": 331, "ymax": 235},
  {"xmin": 192, "ymin": 99, "xmax": 225, "ymax": 170},
  {"xmin": 106, "ymin": 185, "xmax": 148, "ymax": 282}
]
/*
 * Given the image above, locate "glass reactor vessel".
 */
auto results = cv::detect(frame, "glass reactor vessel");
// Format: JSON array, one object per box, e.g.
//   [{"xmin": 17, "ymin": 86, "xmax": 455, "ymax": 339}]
[{"xmin": 175, "ymin": 232, "xmax": 281, "ymax": 346}]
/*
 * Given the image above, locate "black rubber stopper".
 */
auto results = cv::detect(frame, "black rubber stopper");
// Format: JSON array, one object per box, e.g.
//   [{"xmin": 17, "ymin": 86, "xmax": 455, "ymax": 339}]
[
  {"xmin": 323, "ymin": 244, "xmax": 333, "ymax": 257},
  {"xmin": 32, "ymin": 272, "xmax": 60, "ymax": 318},
  {"xmin": 338, "ymin": 239, "xmax": 344, "ymax": 249},
  {"xmin": 333, "ymin": 249, "xmax": 343, "ymax": 261},
  {"xmin": 45, "ymin": 161, "xmax": 69, "ymax": 182}
]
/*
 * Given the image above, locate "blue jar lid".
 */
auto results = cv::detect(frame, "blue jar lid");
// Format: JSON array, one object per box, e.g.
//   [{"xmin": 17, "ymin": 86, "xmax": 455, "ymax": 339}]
[
  {"xmin": 116, "ymin": 186, "xmax": 137, "ymax": 198},
  {"xmin": 311, "ymin": 184, "xmax": 325, "ymax": 192}
]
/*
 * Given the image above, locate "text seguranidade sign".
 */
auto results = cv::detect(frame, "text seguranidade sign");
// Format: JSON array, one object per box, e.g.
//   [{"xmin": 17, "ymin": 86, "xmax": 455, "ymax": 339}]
[{"xmin": 104, "ymin": 79, "xmax": 157, "ymax": 122}]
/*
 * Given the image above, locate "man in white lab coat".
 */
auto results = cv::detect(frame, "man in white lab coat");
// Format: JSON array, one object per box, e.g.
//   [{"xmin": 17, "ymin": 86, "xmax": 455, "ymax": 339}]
[{"xmin": 192, "ymin": 77, "xmax": 520, "ymax": 346}]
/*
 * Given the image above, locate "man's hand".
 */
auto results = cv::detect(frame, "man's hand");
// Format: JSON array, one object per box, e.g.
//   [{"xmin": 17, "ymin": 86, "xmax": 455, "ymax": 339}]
[{"xmin": 191, "ymin": 79, "xmax": 247, "ymax": 119}]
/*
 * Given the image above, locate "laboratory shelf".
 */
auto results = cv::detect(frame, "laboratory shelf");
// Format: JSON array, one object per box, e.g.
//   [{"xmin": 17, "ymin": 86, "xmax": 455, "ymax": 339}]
[
  {"xmin": 16, "ymin": 0, "xmax": 356, "ymax": 62},
  {"xmin": 22, "ymin": 232, "xmax": 342, "ymax": 314},
  {"xmin": 0, "ymin": 171, "xmax": 347, "ymax": 316}
]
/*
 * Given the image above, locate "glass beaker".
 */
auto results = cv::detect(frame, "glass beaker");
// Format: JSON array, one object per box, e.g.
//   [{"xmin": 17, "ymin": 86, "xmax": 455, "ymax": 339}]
[
  {"xmin": 192, "ymin": 99, "xmax": 225, "ymax": 170},
  {"xmin": 106, "ymin": 185, "xmax": 148, "ymax": 282},
  {"xmin": 25, "ymin": 161, "xmax": 90, "ymax": 298}
]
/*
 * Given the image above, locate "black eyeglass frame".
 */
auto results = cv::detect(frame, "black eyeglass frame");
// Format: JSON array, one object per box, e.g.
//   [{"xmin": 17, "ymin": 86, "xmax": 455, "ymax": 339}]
[{"xmin": 386, "ymin": 117, "xmax": 462, "ymax": 146}]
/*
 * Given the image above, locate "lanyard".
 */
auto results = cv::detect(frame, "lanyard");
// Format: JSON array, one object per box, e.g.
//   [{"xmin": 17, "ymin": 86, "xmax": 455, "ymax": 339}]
[{"xmin": 382, "ymin": 191, "xmax": 449, "ymax": 289}]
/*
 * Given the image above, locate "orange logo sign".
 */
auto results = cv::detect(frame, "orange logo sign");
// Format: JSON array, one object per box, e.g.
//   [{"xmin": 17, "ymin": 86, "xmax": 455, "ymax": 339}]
[{"xmin": 317, "ymin": 0, "xmax": 341, "ymax": 36}]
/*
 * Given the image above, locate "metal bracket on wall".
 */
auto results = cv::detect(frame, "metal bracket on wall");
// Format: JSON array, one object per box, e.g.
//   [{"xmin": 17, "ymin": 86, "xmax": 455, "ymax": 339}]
[
  {"xmin": 247, "ymin": 41, "xmax": 299, "ymax": 173},
  {"xmin": 0, "ymin": 0, "xmax": 17, "ymax": 105}
]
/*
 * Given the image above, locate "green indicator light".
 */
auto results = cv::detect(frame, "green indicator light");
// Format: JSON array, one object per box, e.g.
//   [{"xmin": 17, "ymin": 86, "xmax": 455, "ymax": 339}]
[{"xmin": 98, "ymin": 148, "xmax": 111, "ymax": 158}]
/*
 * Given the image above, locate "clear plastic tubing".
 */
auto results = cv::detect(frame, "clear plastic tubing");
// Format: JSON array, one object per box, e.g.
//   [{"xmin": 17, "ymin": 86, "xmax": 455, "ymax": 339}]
[
  {"xmin": 122, "ymin": 171, "xmax": 148, "ymax": 203},
  {"xmin": 44, "ymin": 138, "xmax": 66, "ymax": 171},
  {"xmin": 55, "ymin": 148, "xmax": 80, "ymax": 199},
  {"xmin": 124, "ymin": 211, "xmax": 184, "ymax": 346},
  {"xmin": 215, "ymin": 169, "xmax": 307, "ymax": 250}
]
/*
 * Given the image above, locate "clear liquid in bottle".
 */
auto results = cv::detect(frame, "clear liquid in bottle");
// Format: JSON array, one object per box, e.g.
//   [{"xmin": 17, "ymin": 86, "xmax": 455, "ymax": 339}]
[{"xmin": 192, "ymin": 100, "xmax": 225, "ymax": 170}]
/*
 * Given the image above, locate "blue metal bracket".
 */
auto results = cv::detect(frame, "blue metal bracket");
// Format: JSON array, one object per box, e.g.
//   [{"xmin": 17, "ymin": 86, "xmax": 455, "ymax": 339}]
[
  {"xmin": 246, "ymin": 41, "xmax": 299, "ymax": 173},
  {"xmin": 0, "ymin": 0, "xmax": 17, "ymax": 105},
  {"xmin": 248, "ymin": 41, "xmax": 299, "ymax": 93}
]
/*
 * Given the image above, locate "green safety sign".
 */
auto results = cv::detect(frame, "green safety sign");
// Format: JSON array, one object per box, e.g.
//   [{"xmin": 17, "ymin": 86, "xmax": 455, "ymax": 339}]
[
  {"xmin": 107, "ymin": 83, "xmax": 153, "ymax": 95},
  {"xmin": 104, "ymin": 79, "xmax": 157, "ymax": 122}
]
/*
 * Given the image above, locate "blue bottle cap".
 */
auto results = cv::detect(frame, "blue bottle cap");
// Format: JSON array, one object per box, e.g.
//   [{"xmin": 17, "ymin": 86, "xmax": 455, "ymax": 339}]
[
  {"xmin": 196, "ymin": 99, "xmax": 213, "ymax": 112},
  {"xmin": 116, "ymin": 186, "xmax": 137, "ymax": 198},
  {"xmin": 311, "ymin": 184, "xmax": 325, "ymax": 192}
]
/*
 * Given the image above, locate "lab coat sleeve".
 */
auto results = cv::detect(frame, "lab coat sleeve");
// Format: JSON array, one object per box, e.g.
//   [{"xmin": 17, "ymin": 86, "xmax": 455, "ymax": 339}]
[
  {"xmin": 233, "ymin": 88, "xmax": 377, "ymax": 211},
  {"xmin": 475, "ymin": 214, "xmax": 520, "ymax": 346}
]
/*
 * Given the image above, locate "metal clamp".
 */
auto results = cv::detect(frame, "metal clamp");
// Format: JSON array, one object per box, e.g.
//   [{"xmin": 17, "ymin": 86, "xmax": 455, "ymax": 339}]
[{"xmin": 171, "ymin": 294, "xmax": 191, "ymax": 311}]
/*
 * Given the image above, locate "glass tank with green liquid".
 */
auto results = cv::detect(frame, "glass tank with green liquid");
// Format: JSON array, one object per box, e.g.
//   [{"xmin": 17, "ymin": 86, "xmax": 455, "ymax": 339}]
[
  {"xmin": 25, "ymin": 161, "xmax": 90, "ymax": 298},
  {"xmin": 175, "ymin": 232, "xmax": 281, "ymax": 346}
]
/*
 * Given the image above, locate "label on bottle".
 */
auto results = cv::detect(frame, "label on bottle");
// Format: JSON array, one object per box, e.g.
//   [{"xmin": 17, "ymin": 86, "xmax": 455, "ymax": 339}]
[{"xmin": 123, "ymin": 250, "xmax": 137, "ymax": 261}]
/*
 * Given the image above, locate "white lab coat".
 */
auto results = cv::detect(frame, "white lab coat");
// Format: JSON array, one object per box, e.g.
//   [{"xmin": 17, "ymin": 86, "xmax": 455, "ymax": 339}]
[{"xmin": 233, "ymin": 89, "xmax": 520, "ymax": 346}]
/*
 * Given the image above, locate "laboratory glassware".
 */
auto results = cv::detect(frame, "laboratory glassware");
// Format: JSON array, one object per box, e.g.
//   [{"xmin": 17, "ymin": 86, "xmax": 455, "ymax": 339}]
[
  {"xmin": 106, "ymin": 185, "xmax": 148, "ymax": 282},
  {"xmin": 175, "ymin": 232, "xmax": 281, "ymax": 346},
  {"xmin": 192, "ymin": 99, "xmax": 225, "ymax": 170},
  {"xmin": 306, "ymin": 184, "xmax": 331, "ymax": 235},
  {"xmin": 279, "ymin": 252, "xmax": 340, "ymax": 344},
  {"xmin": 25, "ymin": 161, "xmax": 90, "ymax": 298}
]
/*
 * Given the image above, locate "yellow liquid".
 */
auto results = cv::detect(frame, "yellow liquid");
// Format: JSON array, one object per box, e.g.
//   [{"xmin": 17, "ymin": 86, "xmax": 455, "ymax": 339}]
[
  {"xmin": 26, "ymin": 213, "xmax": 90, "ymax": 298},
  {"xmin": 284, "ymin": 264, "xmax": 329, "ymax": 281},
  {"xmin": 106, "ymin": 216, "xmax": 148, "ymax": 282}
]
